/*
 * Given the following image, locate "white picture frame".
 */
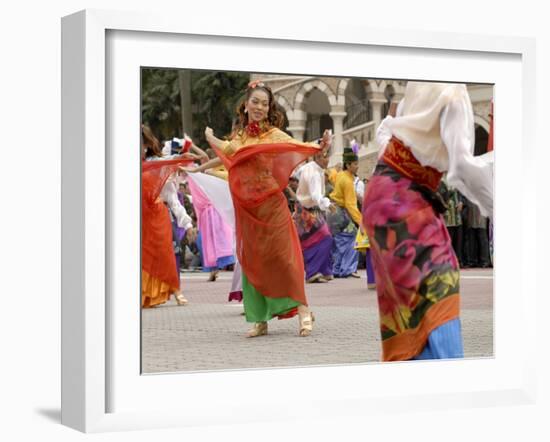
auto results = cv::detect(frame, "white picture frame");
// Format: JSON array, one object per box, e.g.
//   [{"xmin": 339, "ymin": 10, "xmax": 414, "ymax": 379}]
[{"xmin": 61, "ymin": 9, "xmax": 537, "ymax": 433}]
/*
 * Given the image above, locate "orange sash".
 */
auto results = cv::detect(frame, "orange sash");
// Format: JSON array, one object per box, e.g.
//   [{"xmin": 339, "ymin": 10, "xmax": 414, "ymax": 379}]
[{"xmin": 382, "ymin": 137, "xmax": 443, "ymax": 192}]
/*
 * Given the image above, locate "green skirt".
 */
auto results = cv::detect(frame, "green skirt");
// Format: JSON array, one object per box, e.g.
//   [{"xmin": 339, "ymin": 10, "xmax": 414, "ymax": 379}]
[{"xmin": 242, "ymin": 273, "xmax": 301, "ymax": 323}]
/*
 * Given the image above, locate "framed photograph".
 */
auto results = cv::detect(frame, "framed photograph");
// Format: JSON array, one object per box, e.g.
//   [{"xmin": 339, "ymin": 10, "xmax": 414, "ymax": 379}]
[
  {"xmin": 138, "ymin": 66, "xmax": 495, "ymax": 374},
  {"xmin": 61, "ymin": 9, "xmax": 536, "ymax": 433}
]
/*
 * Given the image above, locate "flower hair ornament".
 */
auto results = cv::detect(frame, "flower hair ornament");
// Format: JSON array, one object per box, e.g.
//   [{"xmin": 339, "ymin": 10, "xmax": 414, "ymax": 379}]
[{"xmin": 248, "ymin": 79, "xmax": 266, "ymax": 89}]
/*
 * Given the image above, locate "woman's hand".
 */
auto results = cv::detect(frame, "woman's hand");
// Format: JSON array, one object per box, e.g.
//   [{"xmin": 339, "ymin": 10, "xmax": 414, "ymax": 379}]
[{"xmin": 203, "ymin": 127, "xmax": 225, "ymax": 150}]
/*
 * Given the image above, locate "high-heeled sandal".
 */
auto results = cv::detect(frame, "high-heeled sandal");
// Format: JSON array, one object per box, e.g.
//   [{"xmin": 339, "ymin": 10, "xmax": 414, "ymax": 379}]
[
  {"xmin": 299, "ymin": 312, "xmax": 315, "ymax": 337},
  {"xmin": 246, "ymin": 322, "xmax": 268, "ymax": 338},
  {"xmin": 174, "ymin": 293, "xmax": 188, "ymax": 306},
  {"xmin": 208, "ymin": 270, "xmax": 219, "ymax": 282}
]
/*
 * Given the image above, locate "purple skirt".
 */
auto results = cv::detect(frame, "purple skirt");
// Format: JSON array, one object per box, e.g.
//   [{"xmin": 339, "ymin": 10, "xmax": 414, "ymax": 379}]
[{"xmin": 293, "ymin": 205, "xmax": 333, "ymax": 280}]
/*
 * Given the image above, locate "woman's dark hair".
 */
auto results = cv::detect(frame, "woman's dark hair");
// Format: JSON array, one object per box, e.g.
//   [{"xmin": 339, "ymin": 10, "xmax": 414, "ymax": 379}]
[
  {"xmin": 141, "ymin": 124, "xmax": 162, "ymax": 158},
  {"xmin": 232, "ymin": 83, "xmax": 285, "ymax": 136}
]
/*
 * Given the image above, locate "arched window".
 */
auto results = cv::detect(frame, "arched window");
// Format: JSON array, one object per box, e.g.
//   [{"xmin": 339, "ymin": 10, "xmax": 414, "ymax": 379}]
[
  {"xmin": 344, "ymin": 78, "xmax": 370, "ymax": 129},
  {"xmin": 303, "ymin": 87, "xmax": 333, "ymax": 141},
  {"xmin": 474, "ymin": 125, "xmax": 489, "ymax": 156},
  {"xmin": 275, "ymin": 102, "xmax": 291, "ymax": 135},
  {"xmin": 382, "ymin": 84, "xmax": 395, "ymax": 118}
]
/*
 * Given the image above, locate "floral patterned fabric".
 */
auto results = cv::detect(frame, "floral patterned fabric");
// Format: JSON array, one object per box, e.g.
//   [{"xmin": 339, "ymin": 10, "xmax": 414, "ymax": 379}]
[
  {"xmin": 326, "ymin": 204, "xmax": 357, "ymax": 236},
  {"xmin": 292, "ymin": 204, "xmax": 333, "ymax": 280},
  {"xmin": 362, "ymin": 163, "xmax": 461, "ymax": 361},
  {"xmin": 293, "ymin": 205, "xmax": 326, "ymax": 242}
]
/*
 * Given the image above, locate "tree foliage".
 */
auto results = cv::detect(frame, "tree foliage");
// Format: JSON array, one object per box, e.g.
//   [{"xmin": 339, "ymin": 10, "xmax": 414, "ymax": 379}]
[
  {"xmin": 190, "ymin": 71, "xmax": 249, "ymax": 145},
  {"xmin": 141, "ymin": 69, "xmax": 182, "ymax": 141},
  {"xmin": 141, "ymin": 68, "xmax": 249, "ymax": 146}
]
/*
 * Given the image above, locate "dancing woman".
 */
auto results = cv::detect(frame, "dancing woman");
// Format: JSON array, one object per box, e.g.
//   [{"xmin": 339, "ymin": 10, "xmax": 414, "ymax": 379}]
[
  {"xmin": 184, "ymin": 80, "xmax": 329, "ymax": 337},
  {"xmin": 363, "ymin": 82, "xmax": 493, "ymax": 361},
  {"xmin": 186, "ymin": 176, "xmax": 235, "ymax": 281},
  {"xmin": 185, "ymin": 171, "xmax": 243, "ymax": 302},
  {"xmin": 176, "ymin": 139, "xmax": 233, "ymax": 282},
  {"xmin": 141, "ymin": 125, "xmax": 195, "ymax": 308},
  {"xmin": 294, "ymin": 141, "xmax": 335, "ymax": 284}
]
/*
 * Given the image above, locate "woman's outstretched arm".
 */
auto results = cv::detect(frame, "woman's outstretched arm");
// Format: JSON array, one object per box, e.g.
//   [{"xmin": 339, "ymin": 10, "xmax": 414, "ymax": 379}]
[{"xmin": 180, "ymin": 157, "xmax": 222, "ymax": 174}]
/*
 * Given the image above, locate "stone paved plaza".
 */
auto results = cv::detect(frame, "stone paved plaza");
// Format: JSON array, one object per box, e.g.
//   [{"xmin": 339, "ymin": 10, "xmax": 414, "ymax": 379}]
[{"xmin": 141, "ymin": 268, "xmax": 493, "ymax": 373}]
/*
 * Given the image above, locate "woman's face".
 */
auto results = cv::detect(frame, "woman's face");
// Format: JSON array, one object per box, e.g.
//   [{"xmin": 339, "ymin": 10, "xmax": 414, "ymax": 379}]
[{"xmin": 245, "ymin": 89, "xmax": 270, "ymax": 123}]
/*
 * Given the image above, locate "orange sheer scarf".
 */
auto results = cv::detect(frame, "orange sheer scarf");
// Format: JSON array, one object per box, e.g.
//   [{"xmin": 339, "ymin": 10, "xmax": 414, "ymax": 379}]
[
  {"xmin": 214, "ymin": 143, "xmax": 318, "ymax": 305},
  {"xmin": 141, "ymin": 158, "xmax": 193, "ymax": 291}
]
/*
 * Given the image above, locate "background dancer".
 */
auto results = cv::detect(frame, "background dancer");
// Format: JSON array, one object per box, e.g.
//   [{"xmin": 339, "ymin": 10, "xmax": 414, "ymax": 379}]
[
  {"xmin": 294, "ymin": 135, "xmax": 335, "ymax": 284},
  {"xmin": 327, "ymin": 147, "xmax": 362, "ymax": 279},
  {"xmin": 185, "ymin": 171, "xmax": 244, "ymax": 303},
  {"xmin": 186, "ymin": 177, "xmax": 235, "ymax": 282},
  {"xmin": 141, "ymin": 125, "xmax": 195, "ymax": 308}
]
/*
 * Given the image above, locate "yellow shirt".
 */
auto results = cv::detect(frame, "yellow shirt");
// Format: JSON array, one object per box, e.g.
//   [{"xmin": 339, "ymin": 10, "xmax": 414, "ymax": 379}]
[
  {"xmin": 329, "ymin": 170, "xmax": 362, "ymax": 225},
  {"xmin": 327, "ymin": 168, "xmax": 339, "ymax": 185},
  {"xmin": 221, "ymin": 127, "xmax": 318, "ymax": 155}
]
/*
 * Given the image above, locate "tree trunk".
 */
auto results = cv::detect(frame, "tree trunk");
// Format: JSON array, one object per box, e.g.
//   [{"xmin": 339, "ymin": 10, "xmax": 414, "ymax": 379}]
[{"xmin": 178, "ymin": 70, "xmax": 192, "ymax": 136}]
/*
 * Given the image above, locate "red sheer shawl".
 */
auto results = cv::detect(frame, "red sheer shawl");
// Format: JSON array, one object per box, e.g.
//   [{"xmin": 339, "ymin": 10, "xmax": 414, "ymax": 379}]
[
  {"xmin": 141, "ymin": 158, "xmax": 193, "ymax": 290},
  {"xmin": 213, "ymin": 143, "xmax": 318, "ymax": 304}
]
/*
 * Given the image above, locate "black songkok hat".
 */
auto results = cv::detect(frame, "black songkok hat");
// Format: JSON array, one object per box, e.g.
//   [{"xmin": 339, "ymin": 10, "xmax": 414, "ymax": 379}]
[{"xmin": 343, "ymin": 147, "xmax": 358, "ymax": 164}]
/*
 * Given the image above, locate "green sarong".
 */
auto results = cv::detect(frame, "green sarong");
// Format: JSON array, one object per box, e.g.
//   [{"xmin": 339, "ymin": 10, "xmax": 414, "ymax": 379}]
[{"xmin": 242, "ymin": 273, "xmax": 300, "ymax": 323}]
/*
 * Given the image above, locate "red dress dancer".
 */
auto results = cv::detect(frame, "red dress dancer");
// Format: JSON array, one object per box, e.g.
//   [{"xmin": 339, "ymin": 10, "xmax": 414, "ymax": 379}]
[{"xmin": 142, "ymin": 156, "xmax": 193, "ymax": 308}]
